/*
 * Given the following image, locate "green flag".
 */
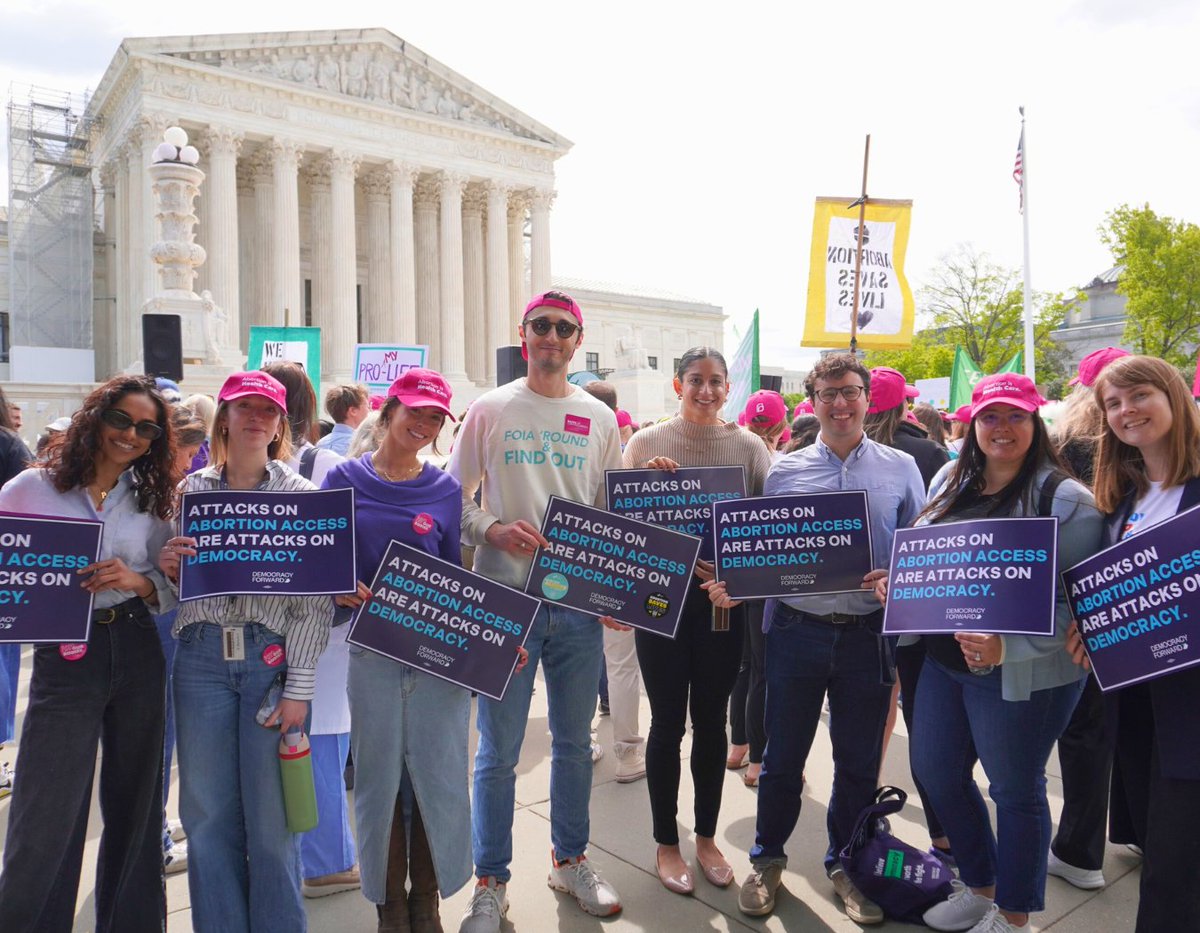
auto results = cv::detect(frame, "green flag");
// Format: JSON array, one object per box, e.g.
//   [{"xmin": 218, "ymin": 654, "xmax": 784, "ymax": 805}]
[
  {"xmin": 949, "ymin": 346, "xmax": 982, "ymax": 410},
  {"xmin": 725, "ymin": 310, "xmax": 760, "ymax": 421},
  {"xmin": 998, "ymin": 351, "xmax": 1023, "ymax": 374}
]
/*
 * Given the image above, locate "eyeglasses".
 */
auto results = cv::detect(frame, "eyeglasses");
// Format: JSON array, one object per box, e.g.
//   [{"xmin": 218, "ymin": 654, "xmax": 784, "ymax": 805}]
[
  {"xmin": 524, "ymin": 317, "xmax": 581, "ymax": 339},
  {"xmin": 813, "ymin": 385, "xmax": 866, "ymax": 404},
  {"xmin": 978, "ymin": 411, "xmax": 1032, "ymax": 429},
  {"xmin": 100, "ymin": 408, "xmax": 164, "ymax": 440}
]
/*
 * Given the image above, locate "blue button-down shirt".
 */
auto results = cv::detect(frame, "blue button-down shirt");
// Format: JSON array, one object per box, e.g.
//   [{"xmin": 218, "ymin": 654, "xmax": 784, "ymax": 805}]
[
  {"xmin": 315, "ymin": 422, "xmax": 354, "ymax": 457},
  {"xmin": 766, "ymin": 433, "xmax": 925, "ymax": 616}
]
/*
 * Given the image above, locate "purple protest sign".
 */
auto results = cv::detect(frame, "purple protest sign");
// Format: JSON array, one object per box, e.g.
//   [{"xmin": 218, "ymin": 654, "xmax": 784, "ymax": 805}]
[
  {"xmin": 606, "ymin": 466, "xmax": 746, "ymax": 561},
  {"xmin": 1063, "ymin": 505, "xmax": 1200, "ymax": 691},
  {"xmin": 347, "ymin": 540, "xmax": 539, "ymax": 701},
  {"xmin": 525, "ymin": 496, "xmax": 701, "ymax": 638},
  {"xmin": 882, "ymin": 518, "xmax": 1058, "ymax": 636},
  {"xmin": 0, "ymin": 514, "xmax": 102, "ymax": 644},
  {"xmin": 713, "ymin": 491, "xmax": 874, "ymax": 599},
  {"xmin": 178, "ymin": 488, "xmax": 357, "ymax": 600}
]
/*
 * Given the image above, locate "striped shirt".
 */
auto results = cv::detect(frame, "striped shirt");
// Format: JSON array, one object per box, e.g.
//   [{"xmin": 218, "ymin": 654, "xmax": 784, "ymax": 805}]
[{"xmin": 173, "ymin": 460, "xmax": 334, "ymax": 701}]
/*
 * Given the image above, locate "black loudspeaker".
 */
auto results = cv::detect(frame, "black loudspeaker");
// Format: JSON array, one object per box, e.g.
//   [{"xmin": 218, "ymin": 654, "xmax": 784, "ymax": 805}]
[
  {"xmin": 143, "ymin": 314, "xmax": 184, "ymax": 383},
  {"xmin": 759, "ymin": 374, "xmax": 783, "ymax": 393},
  {"xmin": 496, "ymin": 346, "xmax": 527, "ymax": 386}
]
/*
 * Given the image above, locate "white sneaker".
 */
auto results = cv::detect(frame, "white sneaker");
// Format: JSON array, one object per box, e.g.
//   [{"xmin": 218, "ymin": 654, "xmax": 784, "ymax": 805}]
[
  {"xmin": 614, "ymin": 745, "xmax": 646, "ymax": 783},
  {"xmin": 166, "ymin": 818, "xmax": 186, "ymax": 842},
  {"xmin": 164, "ymin": 840, "xmax": 188, "ymax": 875},
  {"xmin": 459, "ymin": 877, "xmax": 508, "ymax": 933},
  {"xmin": 923, "ymin": 879, "xmax": 994, "ymax": 931},
  {"xmin": 590, "ymin": 732, "xmax": 604, "ymax": 763},
  {"xmin": 547, "ymin": 853, "xmax": 622, "ymax": 917},
  {"xmin": 0, "ymin": 762, "xmax": 13, "ymax": 800},
  {"xmin": 965, "ymin": 904, "xmax": 1020, "ymax": 932},
  {"xmin": 1047, "ymin": 850, "xmax": 1105, "ymax": 890}
]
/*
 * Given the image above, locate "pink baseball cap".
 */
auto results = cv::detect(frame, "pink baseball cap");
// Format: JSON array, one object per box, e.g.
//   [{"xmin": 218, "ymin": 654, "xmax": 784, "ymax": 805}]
[
  {"xmin": 219, "ymin": 371, "xmax": 288, "ymax": 414},
  {"xmin": 779, "ymin": 426, "xmax": 792, "ymax": 445},
  {"xmin": 1069, "ymin": 347, "xmax": 1130, "ymax": 387},
  {"xmin": 867, "ymin": 367, "xmax": 919, "ymax": 414},
  {"xmin": 523, "ymin": 290, "xmax": 583, "ymax": 325},
  {"xmin": 742, "ymin": 390, "xmax": 788, "ymax": 428},
  {"xmin": 368, "ymin": 394, "xmax": 386, "ymax": 411},
  {"xmin": 616, "ymin": 409, "xmax": 633, "ymax": 429},
  {"xmin": 794, "ymin": 399, "xmax": 815, "ymax": 415},
  {"xmin": 970, "ymin": 373, "xmax": 1047, "ymax": 418},
  {"xmin": 386, "ymin": 368, "xmax": 456, "ymax": 420},
  {"xmin": 953, "ymin": 404, "xmax": 972, "ymax": 423}
]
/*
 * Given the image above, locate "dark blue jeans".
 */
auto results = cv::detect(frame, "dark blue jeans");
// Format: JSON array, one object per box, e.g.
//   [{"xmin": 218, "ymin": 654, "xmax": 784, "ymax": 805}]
[
  {"xmin": 0, "ymin": 602, "xmax": 166, "ymax": 933},
  {"xmin": 912, "ymin": 658, "xmax": 1083, "ymax": 913},
  {"xmin": 751, "ymin": 606, "xmax": 894, "ymax": 870}
]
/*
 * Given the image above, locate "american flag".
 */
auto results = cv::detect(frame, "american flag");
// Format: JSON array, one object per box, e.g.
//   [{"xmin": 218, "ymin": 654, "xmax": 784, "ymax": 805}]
[{"xmin": 1013, "ymin": 128, "xmax": 1025, "ymax": 213}]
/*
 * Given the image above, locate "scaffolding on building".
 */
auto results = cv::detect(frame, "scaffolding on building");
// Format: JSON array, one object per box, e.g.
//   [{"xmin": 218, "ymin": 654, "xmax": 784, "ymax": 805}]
[{"xmin": 6, "ymin": 85, "xmax": 96, "ymax": 351}]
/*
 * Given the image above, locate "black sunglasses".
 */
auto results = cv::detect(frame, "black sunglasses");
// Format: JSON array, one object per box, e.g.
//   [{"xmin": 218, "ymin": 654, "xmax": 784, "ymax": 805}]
[
  {"xmin": 100, "ymin": 408, "xmax": 164, "ymax": 441},
  {"xmin": 524, "ymin": 317, "xmax": 581, "ymax": 339}
]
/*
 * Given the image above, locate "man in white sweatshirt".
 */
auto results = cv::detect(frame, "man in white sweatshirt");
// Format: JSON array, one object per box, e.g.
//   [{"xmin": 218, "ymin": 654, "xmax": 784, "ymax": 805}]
[{"xmin": 449, "ymin": 291, "xmax": 625, "ymax": 932}]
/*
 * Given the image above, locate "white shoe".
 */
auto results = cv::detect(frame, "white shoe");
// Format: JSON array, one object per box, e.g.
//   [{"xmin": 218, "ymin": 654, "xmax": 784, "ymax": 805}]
[
  {"xmin": 166, "ymin": 818, "xmax": 186, "ymax": 842},
  {"xmin": 459, "ymin": 877, "xmax": 508, "ymax": 933},
  {"xmin": 965, "ymin": 904, "xmax": 1020, "ymax": 932},
  {"xmin": 164, "ymin": 840, "xmax": 188, "ymax": 875},
  {"xmin": 0, "ymin": 762, "xmax": 13, "ymax": 800},
  {"xmin": 547, "ymin": 853, "xmax": 622, "ymax": 917},
  {"xmin": 923, "ymin": 879, "xmax": 994, "ymax": 931},
  {"xmin": 590, "ymin": 732, "xmax": 604, "ymax": 763},
  {"xmin": 1047, "ymin": 850, "xmax": 1105, "ymax": 890},
  {"xmin": 614, "ymin": 745, "xmax": 646, "ymax": 783}
]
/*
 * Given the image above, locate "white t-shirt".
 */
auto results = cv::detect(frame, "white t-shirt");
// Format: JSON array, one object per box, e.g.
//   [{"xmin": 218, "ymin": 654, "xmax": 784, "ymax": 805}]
[{"xmin": 1119, "ymin": 480, "xmax": 1185, "ymax": 540}]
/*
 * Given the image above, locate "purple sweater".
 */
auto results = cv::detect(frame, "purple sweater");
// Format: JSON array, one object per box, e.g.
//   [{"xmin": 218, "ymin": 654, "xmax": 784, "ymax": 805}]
[{"xmin": 320, "ymin": 454, "xmax": 463, "ymax": 583}]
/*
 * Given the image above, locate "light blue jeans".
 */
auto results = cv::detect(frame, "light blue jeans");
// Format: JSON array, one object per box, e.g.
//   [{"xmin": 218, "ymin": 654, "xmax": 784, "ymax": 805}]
[
  {"xmin": 173, "ymin": 623, "xmax": 306, "ymax": 933},
  {"xmin": 472, "ymin": 604, "xmax": 603, "ymax": 881}
]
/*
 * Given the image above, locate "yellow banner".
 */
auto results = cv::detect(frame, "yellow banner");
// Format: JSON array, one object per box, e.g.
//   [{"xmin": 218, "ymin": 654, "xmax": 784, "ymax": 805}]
[{"xmin": 802, "ymin": 197, "xmax": 914, "ymax": 350}]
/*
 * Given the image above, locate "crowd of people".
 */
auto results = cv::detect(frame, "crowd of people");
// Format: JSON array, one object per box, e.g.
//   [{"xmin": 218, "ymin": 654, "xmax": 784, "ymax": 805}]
[{"xmin": 0, "ymin": 290, "xmax": 1194, "ymax": 933}]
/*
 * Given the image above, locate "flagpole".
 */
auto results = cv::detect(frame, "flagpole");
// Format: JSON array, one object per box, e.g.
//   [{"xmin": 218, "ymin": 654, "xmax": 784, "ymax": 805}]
[
  {"xmin": 848, "ymin": 134, "xmax": 871, "ymax": 358},
  {"xmin": 1020, "ymin": 106, "xmax": 1035, "ymax": 381}
]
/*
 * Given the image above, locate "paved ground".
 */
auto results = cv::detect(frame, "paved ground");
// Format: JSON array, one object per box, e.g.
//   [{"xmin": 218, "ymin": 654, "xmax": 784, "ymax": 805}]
[{"xmin": 0, "ymin": 645, "xmax": 1140, "ymax": 931}]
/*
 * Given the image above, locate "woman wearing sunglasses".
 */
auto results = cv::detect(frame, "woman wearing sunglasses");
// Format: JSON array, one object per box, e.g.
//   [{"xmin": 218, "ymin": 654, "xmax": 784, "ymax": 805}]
[
  {"xmin": 158, "ymin": 371, "xmax": 334, "ymax": 933},
  {"xmin": 0, "ymin": 376, "xmax": 176, "ymax": 933},
  {"xmin": 868, "ymin": 374, "xmax": 1102, "ymax": 933},
  {"xmin": 1065, "ymin": 355, "xmax": 1200, "ymax": 932}
]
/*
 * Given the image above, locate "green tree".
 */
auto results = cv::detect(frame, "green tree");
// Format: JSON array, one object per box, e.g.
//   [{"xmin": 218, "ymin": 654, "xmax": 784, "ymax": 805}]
[
  {"xmin": 1100, "ymin": 204, "xmax": 1200, "ymax": 368},
  {"xmin": 865, "ymin": 245, "xmax": 1070, "ymax": 391}
]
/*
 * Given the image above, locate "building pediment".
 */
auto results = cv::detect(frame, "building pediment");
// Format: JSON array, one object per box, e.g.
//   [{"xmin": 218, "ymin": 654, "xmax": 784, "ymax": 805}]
[{"xmin": 113, "ymin": 29, "xmax": 570, "ymax": 151}]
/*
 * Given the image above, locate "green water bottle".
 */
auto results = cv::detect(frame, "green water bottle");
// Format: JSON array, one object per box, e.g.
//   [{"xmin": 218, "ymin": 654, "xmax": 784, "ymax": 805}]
[{"xmin": 278, "ymin": 729, "xmax": 318, "ymax": 833}]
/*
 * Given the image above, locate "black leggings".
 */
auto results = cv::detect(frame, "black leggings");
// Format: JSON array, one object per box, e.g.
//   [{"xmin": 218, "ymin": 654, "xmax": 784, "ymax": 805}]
[
  {"xmin": 635, "ymin": 583, "xmax": 744, "ymax": 845},
  {"xmin": 728, "ymin": 602, "xmax": 766, "ymax": 763}
]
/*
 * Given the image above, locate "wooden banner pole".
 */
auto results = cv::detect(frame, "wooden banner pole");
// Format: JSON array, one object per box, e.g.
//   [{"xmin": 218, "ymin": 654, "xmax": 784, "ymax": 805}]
[{"xmin": 848, "ymin": 134, "xmax": 871, "ymax": 357}]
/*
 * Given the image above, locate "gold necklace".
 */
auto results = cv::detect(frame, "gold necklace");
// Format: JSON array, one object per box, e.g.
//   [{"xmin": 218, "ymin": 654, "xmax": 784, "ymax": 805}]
[{"xmin": 374, "ymin": 454, "xmax": 422, "ymax": 483}]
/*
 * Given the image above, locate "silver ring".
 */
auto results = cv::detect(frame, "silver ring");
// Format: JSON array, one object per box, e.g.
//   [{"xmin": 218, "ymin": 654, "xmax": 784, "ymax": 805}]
[{"xmin": 974, "ymin": 651, "xmax": 982, "ymax": 662}]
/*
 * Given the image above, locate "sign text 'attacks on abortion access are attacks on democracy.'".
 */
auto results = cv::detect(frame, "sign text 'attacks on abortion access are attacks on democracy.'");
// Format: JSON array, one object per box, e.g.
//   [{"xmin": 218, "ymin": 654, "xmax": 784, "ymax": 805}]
[{"xmin": 0, "ymin": 514, "xmax": 102, "ymax": 643}]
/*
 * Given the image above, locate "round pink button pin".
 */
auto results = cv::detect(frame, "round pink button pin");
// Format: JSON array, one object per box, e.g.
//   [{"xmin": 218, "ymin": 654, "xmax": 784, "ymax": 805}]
[
  {"xmin": 262, "ymin": 644, "xmax": 285, "ymax": 667},
  {"xmin": 412, "ymin": 513, "xmax": 434, "ymax": 535},
  {"xmin": 59, "ymin": 643, "xmax": 88, "ymax": 662}
]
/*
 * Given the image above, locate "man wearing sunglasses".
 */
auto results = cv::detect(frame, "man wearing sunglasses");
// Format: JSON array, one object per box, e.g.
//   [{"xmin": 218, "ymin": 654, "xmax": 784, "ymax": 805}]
[
  {"xmin": 448, "ymin": 291, "xmax": 626, "ymax": 931},
  {"xmin": 706, "ymin": 353, "xmax": 926, "ymax": 924}
]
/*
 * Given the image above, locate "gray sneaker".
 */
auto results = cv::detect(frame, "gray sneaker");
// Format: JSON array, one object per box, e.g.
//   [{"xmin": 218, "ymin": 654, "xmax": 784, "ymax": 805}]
[
  {"xmin": 547, "ymin": 853, "xmax": 621, "ymax": 917},
  {"xmin": 459, "ymin": 877, "xmax": 507, "ymax": 933},
  {"xmin": 738, "ymin": 859, "xmax": 785, "ymax": 916},
  {"xmin": 830, "ymin": 868, "xmax": 884, "ymax": 924}
]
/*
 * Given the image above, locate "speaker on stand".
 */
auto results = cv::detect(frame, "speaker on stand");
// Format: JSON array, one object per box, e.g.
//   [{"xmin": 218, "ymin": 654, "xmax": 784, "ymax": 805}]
[
  {"xmin": 142, "ymin": 314, "xmax": 184, "ymax": 383},
  {"xmin": 496, "ymin": 346, "xmax": 527, "ymax": 385}
]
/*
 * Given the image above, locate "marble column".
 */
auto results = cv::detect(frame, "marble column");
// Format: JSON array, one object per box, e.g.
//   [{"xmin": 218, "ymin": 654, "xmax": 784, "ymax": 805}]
[
  {"xmin": 138, "ymin": 115, "xmax": 169, "ymax": 308},
  {"xmin": 249, "ymin": 147, "xmax": 275, "ymax": 331},
  {"xmin": 96, "ymin": 162, "xmax": 118, "ymax": 378},
  {"xmin": 388, "ymin": 162, "xmax": 419, "ymax": 345},
  {"xmin": 462, "ymin": 185, "xmax": 487, "ymax": 384},
  {"xmin": 125, "ymin": 126, "xmax": 147, "ymax": 319},
  {"xmin": 270, "ymin": 139, "xmax": 305, "ymax": 326},
  {"xmin": 439, "ymin": 172, "xmax": 468, "ymax": 381},
  {"xmin": 235, "ymin": 160, "xmax": 256, "ymax": 350},
  {"xmin": 198, "ymin": 126, "xmax": 243, "ymax": 350},
  {"xmin": 485, "ymin": 180, "xmax": 511, "ymax": 383},
  {"xmin": 327, "ymin": 150, "xmax": 360, "ymax": 379},
  {"xmin": 529, "ymin": 187, "xmax": 555, "ymax": 295},
  {"xmin": 413, "ymin": 175, "xmax": 441, "ymax": 369},
  {"xmin": 305, "ymin": 162, "xmax": 332, "ymax": 340},
  {"xmin": 362, "ymin": 171, "xmax": 392, "ymax": 344},
  {"xmin": 112, "ymin": 151, "xmax": 132, "ymax": 370},
  {"xmin": 507, "ymin": 191, "xmax": 529, "ymax": 333}
]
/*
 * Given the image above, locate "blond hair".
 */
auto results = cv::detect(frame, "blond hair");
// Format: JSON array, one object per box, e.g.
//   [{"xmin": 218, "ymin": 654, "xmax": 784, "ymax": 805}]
[{"xmin": 207, "ymin": 400, "xmax": 293, "ymax": 468}]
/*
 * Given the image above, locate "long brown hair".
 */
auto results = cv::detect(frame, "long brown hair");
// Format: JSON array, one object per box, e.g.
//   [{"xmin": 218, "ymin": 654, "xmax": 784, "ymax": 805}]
[
  {"xmin": 46, "ymin": 376, "xmax": 176, "ymax": 520},
  {"xmin": 262, "ymin": 361, "xmax": 317, "ymax": 446},
  {"xmin": 1091, "ymin": 355, "xmax": 1200, "ymax": 513}
]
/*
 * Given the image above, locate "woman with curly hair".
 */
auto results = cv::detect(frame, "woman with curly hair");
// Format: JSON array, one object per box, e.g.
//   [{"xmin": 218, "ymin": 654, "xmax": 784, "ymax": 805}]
[{"xmin": 0, "ymin": 375, "xmax": 177, "ymax": 933}]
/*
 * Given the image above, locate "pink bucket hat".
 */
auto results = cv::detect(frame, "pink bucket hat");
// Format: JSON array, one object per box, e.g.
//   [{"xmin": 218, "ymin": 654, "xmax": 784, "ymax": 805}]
[
  {"xmin": 219, "ymin": 371, "xmax": 288, "ymax": 414},
  {"xmin": 867, "ymin": 367, "xmax": 919, "ymax": 414},
  {"xmin": 1068, "ymin": 347, "xmax": 1130, "ymax": 387},
  {"xmin": 970, "ymin": 373, "xmax": 1047, "ymax": 419},
  {"xmin": 386, "ymin": 368, "xmax": 456, "ymax": 420}
]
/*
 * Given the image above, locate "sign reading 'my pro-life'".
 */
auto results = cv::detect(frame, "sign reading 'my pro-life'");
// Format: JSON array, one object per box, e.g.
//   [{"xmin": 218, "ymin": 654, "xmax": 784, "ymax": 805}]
[
  {"xmin": 883, "ymin": 518, "xmax": 1059, "ymax": 637},
  {"xmin": 0, "ymin": 514, "xmax": 103, "ymax": 644},
  {"xmin": 1063, "ymin": 505, "xmax": 1200, "ymax": 691},
  {"xmin": 525, "ymin": 496, "xmax": 701, "ymax": 638},
  {"xmin": 178, "ymin": 489, "xmax": 357, "ymax": 600},
  {"xmin": 712, "ymin": 491, "xmax": 873, "ymax": 599},
  {"xmin": 348, "ymin": 540, "xmax": 539, "ymax": 701},
  {"xmin": 605, "ymin": 466, "xmax": 746, "ymax": 561}
]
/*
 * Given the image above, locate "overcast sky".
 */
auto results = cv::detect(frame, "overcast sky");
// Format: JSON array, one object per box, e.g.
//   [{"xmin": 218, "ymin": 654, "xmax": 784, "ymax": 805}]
[{"xmin": 4, "ymin": 0, "xmax": 1198, "ymax": 372}]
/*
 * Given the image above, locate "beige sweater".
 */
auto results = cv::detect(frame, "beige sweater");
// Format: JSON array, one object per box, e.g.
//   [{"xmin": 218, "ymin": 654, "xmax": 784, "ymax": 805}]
[{"xmin": 622, "ymin": 417, "xmax": 773, "ymax": 496}]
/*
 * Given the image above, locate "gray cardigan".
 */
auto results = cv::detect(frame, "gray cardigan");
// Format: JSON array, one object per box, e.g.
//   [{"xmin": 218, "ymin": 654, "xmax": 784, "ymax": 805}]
[{"xmin": 918, "ymin": 461, "xmax": 1104, "ymax": 701}]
